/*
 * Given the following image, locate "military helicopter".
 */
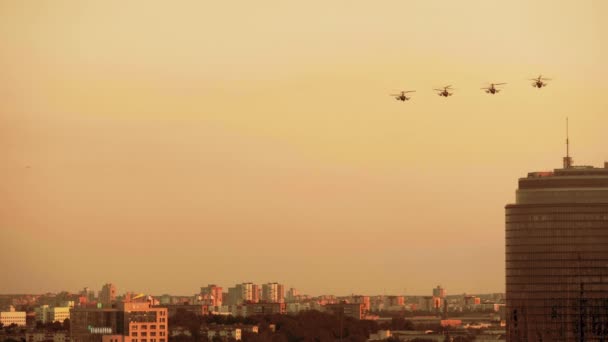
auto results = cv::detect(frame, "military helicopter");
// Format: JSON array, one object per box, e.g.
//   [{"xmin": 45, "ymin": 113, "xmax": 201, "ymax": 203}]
[
  {"xmin": 434, "ymin": 85, "xmax": 453, "ymax": 97},
  {"xmin": 481, "ymin": 83, "xmax": 506, "ymax": 94},
  {"xmin": 530, "ymin": 75, "xmax": 551, "ymax": 88},
  {"xmin": 390, "ymin": 90, "xmax": 416, "ymax": 102}
]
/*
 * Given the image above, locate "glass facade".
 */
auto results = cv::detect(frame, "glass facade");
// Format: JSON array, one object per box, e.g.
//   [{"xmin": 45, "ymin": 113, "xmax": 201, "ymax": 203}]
[{"xmin": 506, "ymin": 166, "xmax": 608, "ymax": 341}]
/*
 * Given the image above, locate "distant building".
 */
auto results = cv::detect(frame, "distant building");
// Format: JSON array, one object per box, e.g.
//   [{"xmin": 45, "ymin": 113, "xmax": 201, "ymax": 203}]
[
  {"xmin": 26, "ymin": 332, "xmax": 70, "ymax": 342},
  {"xmin": 200, "ymin": 285, "xmax": 222, "ymax": 307},
  {"xmin": 157, "ymin": 304, "xmax": 208, "ymax": 318},
  {"xmin": 206, "ymin": 327, "xmax": 241, "ymax": 341},
  {"xmin": 80, "ymin": 288, "xmax": 96, "ymax": 303},
  {"xmin": 324, "ymin": 303, "xmax": 364, "ymax": 320},
  {"xmin": 432, "ymin": 286, "xmax": 446, "ymax": 298},
  {"xmin": 227, "ymin": 283, "xmax": 258, "ymax": 305},
  {"xmin": 244, "ymin": 302, "xmax": 286, "ymax": 316},
  {"xmin": 351, "ymin": 296, "xmax": 370, "ymax": 313},
  {"xmin": 251, "ymin": 284, "xmax": 261, "ymax": 304},
  {"xmin": 387, "ymin": 296, "xmax": 405, "ymax": 307},
  {"xmin": 70, "ymin": 300, "xmax": 167, "ymax": 342},
  {"xmin": 35, "ymin": 305, "xmax": 71, "ymax": 323},
  {"xmin": 419, "ymin": 296, "xmax": 433, "ymax": 312},
  {"xmin": 0, "ymin": 307, "xmax": 26, "ymax": 326},
  {"xmin": 261, "ymin": 283, "xmax": 285, "ymax": 303},
  {"xmin": 285, "ymin": 288, "xmax": 298, "ymax": 303},
  {"xmin": 99, "ymin": 284, "xmax": 116, "ymax": 307}
]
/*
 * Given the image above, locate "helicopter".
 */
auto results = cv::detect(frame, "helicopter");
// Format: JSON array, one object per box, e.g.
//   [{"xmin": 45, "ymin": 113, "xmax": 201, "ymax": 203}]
[
  {"xmin": 530, "ymin": 75, "xmax": 551, "ymax": 88},
  {"xmin": 481, "ymin": 83, "xmax": 506, "ymax": 94},
  {"xmin": 390, "ymin": 90, "xmax": 416, "ymax": 101},
  {"xmin": 434, "ymin": 85, "xmax": 453, "ymax": 97}
]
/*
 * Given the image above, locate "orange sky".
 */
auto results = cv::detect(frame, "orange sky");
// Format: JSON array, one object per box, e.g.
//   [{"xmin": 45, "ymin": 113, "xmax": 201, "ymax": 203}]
[{"xmin": 1, "ymin": 0, "xmax": 607, "ymax": 296}]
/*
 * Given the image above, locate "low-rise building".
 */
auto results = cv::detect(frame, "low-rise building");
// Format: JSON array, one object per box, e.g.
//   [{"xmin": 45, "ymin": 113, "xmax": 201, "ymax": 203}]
[
  {"xmin": 26, "ymin": 332, "xmax": 70, "ymax": 342},
  {"xmin": 324, "ymin": 303, "xmax": 364, "ymax": 320},
  {"xmin": 206, "ymin": 328, "xmax": 241, "ymax": 341},
  {"xmin": 0, "ymin": 309, "xmax": 27, "ymax": 326},
  {"xmin": 36, "ymin": 305, "xmax": 71, "ymax": 323},
  {"xmin": 243, "ymin": 303, "xmax": 285, "ymax": 316}
]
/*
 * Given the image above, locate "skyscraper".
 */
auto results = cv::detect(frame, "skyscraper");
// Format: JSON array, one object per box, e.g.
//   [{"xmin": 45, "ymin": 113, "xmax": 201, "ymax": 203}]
[{"xmin": 506, "ymin": 158, "xmax": 608, "ymax": 341}]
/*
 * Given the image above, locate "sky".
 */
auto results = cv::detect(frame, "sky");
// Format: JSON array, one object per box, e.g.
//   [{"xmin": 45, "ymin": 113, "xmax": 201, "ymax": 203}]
[{"xmin": 1, "ymin": 0, "xmax": 607, "ymax": 297}]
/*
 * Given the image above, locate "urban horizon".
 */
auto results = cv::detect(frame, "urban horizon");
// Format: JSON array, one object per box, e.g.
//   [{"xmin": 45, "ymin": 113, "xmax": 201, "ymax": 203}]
[{"xmin": 2, "ymin": 1, "xmax": 607, "ymax": 341}]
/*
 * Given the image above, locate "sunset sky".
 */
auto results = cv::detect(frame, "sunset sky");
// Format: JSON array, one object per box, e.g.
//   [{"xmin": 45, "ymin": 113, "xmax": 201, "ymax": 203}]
[{"xmin": 1, "ymin": 1, "xmax": 607, "ymax": 296}]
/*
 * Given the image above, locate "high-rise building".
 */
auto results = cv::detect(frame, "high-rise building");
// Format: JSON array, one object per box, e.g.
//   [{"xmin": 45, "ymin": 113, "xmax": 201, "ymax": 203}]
[
  {"xmin": 99, "ymin": 284, "xmax": 117, "ymax": 307},
  {"xmin": 506, "ymin": 158, "xmax": 608, "ymax": 341},
  {"xmin": 251, "ymin": 284, "xmax": 261, "ymax": 303},
  {"xmin": 226, "ymin": 283, "xmax": 256, "ymax": 305},
  {"xmin": 81, "ymin": 287, "xmax": 96, "ymax": 302},
  {"xmin": 261, "ymin": 283, "xmax": 285, "ymax": 303},
  {"xmin": 277, "ymin": 284, "xmax": 285, "ymax": 304},
  {"xmin": 200, "ymin": 285, "xmax": 223, "ymax": 307},
  {"xmin": 432, "ymin": 285, "xmax": 446, "ymax": 298},
  {"xmin": 285, "ymin": 288, "xmax": 298, "ymax": 302}
]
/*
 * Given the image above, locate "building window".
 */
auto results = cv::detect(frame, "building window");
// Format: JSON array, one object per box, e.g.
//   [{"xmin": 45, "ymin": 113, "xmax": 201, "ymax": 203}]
[
  {"xmin": 159, "ymin": 325, "xmax": 165, "ymax": 330},
  {"xmin": 150, "ymin": 325, "xmax": 156, "ymax": 329},
  {"xmin": 132, "ymin": 333, "xmax": 137, "ymax": 337},
  {"xmin": 160, "ymin": 340, "xmax": 165, "ymax": 342},
  {"xmin": 150, "ymin": 332, "xmax": 156, "ymax": 336},
  {"xmin": 141, "ymin": 332, "xmax": 147, "ymax": 337},
  {"xmin": 141, "ymin": 325, "xmax": 147, "ymax": 330}
]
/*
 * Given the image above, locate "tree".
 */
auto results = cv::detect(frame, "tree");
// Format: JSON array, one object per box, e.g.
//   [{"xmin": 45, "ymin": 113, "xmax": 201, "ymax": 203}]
[{"xmin": 62, "ymin": 318, "xmax": 70, "ymax": 331}]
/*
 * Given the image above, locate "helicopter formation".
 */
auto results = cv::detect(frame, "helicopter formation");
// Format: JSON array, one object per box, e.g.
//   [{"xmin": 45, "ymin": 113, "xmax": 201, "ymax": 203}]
[{"xmin": 391, "ymin": 75, "xmax": 550, "ymax": 101}]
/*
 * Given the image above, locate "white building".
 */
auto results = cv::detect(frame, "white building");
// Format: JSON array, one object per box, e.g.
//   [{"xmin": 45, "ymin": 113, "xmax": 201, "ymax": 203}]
[
  {"xmin": 35, "ymin": 305, "xmax": 71, "ymax": 323},
  {"xmin": 0, "ymin": 310, "xmax": 27, "ymax": 326},
  {"xmin": 207, "ymin": 328, "xmax": 241, "ymax": 341}
]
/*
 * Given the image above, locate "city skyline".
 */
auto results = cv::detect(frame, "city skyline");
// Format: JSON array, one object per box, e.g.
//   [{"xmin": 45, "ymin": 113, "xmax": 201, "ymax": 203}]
[{"xmin": 2, "ymin": 1, "xmax": 608, "ymax": 296}]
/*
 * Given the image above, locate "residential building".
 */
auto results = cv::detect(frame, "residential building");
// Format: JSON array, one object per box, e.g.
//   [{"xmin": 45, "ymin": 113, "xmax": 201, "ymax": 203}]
[
  {"xmin": 157, "ymin": 304, "xmax": 208, "ymax": 318},
  {"xmin": 324, "ymin": 303, "xmax": 364, "ymax": 320},
  {"xmin": 200, "ymin": 285, "xmax": 223, "ymax": 307},
  {"xmin": 261, "ymin": 283, "xmax": 285, "ymax": 303},
  {"xmin": 432, "ymin": 286, "xmax": 446, "ymax": 298},
  {"xmin": 244, "ymin": 303, "xmax": 286, "ymax": 316}
]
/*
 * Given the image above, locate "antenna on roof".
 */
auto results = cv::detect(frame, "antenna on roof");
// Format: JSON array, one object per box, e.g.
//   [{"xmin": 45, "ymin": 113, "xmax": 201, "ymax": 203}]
[{"xmin": 563, "ymin": 117, "xmax": 573, "ymax": 168}]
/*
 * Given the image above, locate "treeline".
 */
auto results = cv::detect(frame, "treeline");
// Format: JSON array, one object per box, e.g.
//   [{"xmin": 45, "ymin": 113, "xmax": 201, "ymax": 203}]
[{"xmin": 169, "ymin": 310, "xmax": 419, "ymax": 342}]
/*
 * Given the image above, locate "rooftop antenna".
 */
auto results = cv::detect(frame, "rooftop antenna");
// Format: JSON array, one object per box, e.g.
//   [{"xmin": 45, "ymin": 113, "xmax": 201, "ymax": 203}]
[{"xmin": 563, "ymin": 117, "xmax": 573, "ymax": 168}]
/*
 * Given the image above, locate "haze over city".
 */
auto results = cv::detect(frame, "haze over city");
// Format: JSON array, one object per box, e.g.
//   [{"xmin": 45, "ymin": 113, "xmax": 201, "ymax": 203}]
[{"xmin": 2, "ymin": 1, "xmax": 607, "ymax": 297}]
